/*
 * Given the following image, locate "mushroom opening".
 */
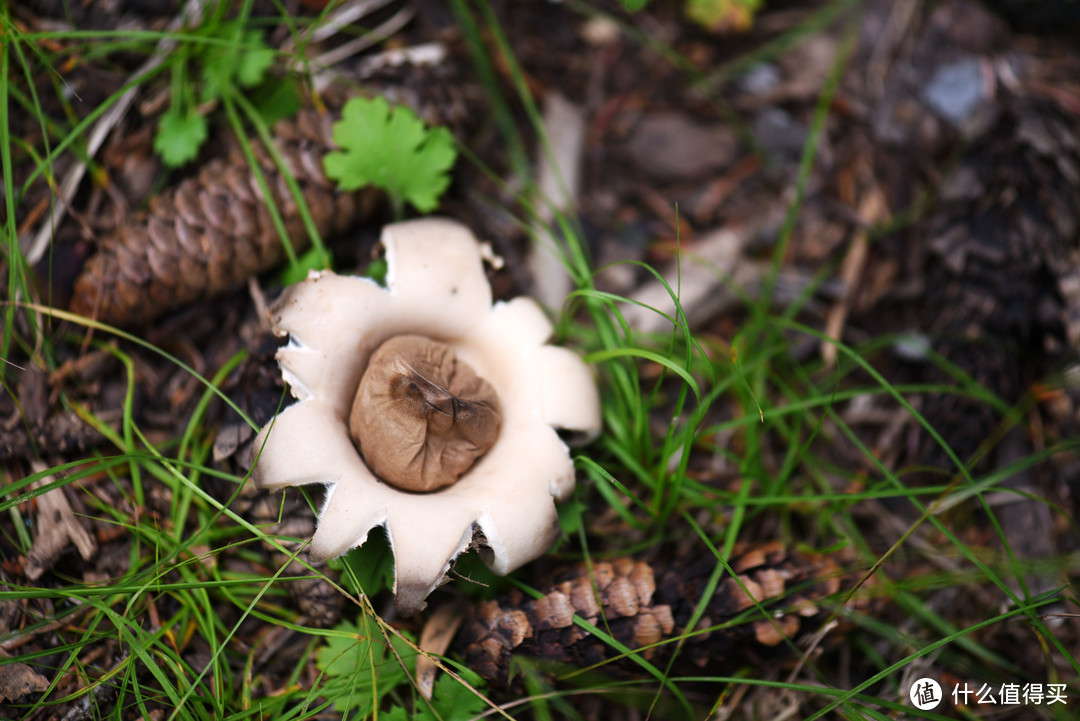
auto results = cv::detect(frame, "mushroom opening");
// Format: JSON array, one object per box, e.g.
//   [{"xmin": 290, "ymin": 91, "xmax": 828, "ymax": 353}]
[{"xmin": 348, "ymin": 334, "xmax": 502, "ymax": 493}]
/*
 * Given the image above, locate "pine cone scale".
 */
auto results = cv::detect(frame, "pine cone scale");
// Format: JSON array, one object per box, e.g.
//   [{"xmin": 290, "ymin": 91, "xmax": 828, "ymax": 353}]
[
  {"xmin": 147, "ymin": 275, "xmax": 176, "ymax": 312},
  {"xmin": 199, "ymin": 190, "xmax": 230, "ymax": 230},
  {"xmin": 145, "ymin": 215, "xmax": 175, "ymax": 255},
  {"xmin": 220, "ymin": 164, "xmax": 257, "ymax": 205},
  {"xmin": 174, "ymin": 217, "xmax": 205, "ymax": 260},
  {"xmin": 173, "ymin": 182, "xmax": 203, "ymax": 228},
  {"xmin": 206, "ymin": 242, "xmax": 235, "ymax": 295},
  {"xmin": 300, "ymin": 150, "xmax": 329, "ymax": 186},
  {"xmin": 145, "ymin": 243, "xmax": 175, "ymax": 288},
  {"xmin": 114, "ymin": 233, "xmax": 150, "ymax": 283}
]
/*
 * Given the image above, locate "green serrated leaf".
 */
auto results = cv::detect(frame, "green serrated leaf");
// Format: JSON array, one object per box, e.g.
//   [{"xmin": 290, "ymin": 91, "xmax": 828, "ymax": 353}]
[
  {"xmin": 154, "ymin": 109, "xmax": 208, "ymax": 167},
  {"xmin": 236, "ymin": 30, "xmax": 275, "ymax": 87},
  {"xmin": 316, "ymin": 615, "xmax": 417, "ymax": 715},
  {"xmin": 395, "ymin": 126, "xmax": 455, "ymax": 212},
  {"xmin": 415, "ymin": 676, "xmax": 488, "ymax": 721},
  {"xmin": 200, "ymin": 27, "xmax": 273, "ymax": 100},
  {"xmin": 323, "ymin": 96, "xmax": 458, "ymax": 214},
  {"xmin": 383, "ymin": 706, "xmax": 411, "ymax": 721}
]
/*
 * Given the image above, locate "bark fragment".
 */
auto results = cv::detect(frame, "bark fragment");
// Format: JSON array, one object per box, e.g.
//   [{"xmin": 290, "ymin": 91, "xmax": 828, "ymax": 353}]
[
  {"xmin": 0, "ymin": 662, "xmax": 49, "ymax": 703},
  {"xmin": 23, "ymin": 462, "xmax": 98, "ymax": 581}
]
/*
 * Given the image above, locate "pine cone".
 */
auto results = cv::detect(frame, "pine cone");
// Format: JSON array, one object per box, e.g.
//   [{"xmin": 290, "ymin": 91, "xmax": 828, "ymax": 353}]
[
  {"xmin": 453, "ymin": 543, "xmax": 870, "ymax": 685},
  {"xmin": 69, "ymin": 108, "xmax": 375, "ymax": 326}
]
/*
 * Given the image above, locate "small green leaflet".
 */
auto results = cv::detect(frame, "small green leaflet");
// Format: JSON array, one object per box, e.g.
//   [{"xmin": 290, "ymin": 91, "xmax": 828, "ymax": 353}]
[
  {"xmin": 323, "ymin": 96, "xmax": 458, "ymax": 214},
  {"xmin": 200, "ymin": 27, "xmax": 275, "ymax": 102},
  {"xmin": 155, "ymin": 24, "xmax": 277, "ymax": 168},
  {"xmin": 154, "ymin": 109, "xmax": 208, "ymax": 167},
  {"xmin": 236, "ymin": 33, "xmax": 275, "ymax": 86},
  {"xmin": 316, "ymin": 615, "xmax": 417, "ymax": 716},
  {"xmin": 384, "ymin": 675, "xmax": 488, "ymax": 721}
]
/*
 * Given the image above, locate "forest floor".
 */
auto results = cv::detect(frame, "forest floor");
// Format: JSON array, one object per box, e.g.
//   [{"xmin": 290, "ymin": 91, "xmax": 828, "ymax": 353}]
[{"xmin": 2, "ymin": 0, "xmax": 1079, "ymax": 719}]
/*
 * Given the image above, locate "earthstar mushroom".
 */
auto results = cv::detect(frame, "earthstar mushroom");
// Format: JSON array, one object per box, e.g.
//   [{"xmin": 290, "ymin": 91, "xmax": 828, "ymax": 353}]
[{"xmin": 250, "ymin": 218, "xmax": 601, "ymax": 615}]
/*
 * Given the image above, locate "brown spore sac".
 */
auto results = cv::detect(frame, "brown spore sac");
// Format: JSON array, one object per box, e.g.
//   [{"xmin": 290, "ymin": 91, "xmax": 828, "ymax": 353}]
[{"xmin": 349, "ymin": 335, "xmax": 501, "ymax": 492}]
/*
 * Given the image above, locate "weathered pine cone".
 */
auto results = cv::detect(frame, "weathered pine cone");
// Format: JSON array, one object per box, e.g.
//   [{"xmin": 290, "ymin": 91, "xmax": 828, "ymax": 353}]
[
  {"xmin": 69, "ymin": 108, "xmax": 374, "ymax": 326},
  {"xmin": 454, "ymin": 543, "xmax": 870, "ymax": 685}
]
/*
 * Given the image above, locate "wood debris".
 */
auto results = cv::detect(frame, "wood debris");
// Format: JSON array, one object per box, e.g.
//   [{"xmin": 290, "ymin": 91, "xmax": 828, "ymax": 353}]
[
  {"xmin": 527, "ymin": 91, "xmax": 587, "ymax": 310},
  {"xmin": 0, "ymin": 661, "xmax": 49, "ymax": 703},
  {"xmin": 23, "ymin": 461, "xmax": 97, "ymax": 581}
]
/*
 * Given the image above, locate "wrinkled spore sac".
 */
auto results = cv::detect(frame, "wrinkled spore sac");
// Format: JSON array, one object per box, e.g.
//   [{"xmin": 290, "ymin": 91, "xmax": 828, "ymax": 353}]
[{"xmin": 349, "ymin": 335, "xmax": 500, "ymax": 492}]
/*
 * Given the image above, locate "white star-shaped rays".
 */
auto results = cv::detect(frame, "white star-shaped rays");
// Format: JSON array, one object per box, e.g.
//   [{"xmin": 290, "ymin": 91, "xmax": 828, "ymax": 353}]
[{"xmin": 250, "ymin": 218, "xmax": 601, "ymax": 614}]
